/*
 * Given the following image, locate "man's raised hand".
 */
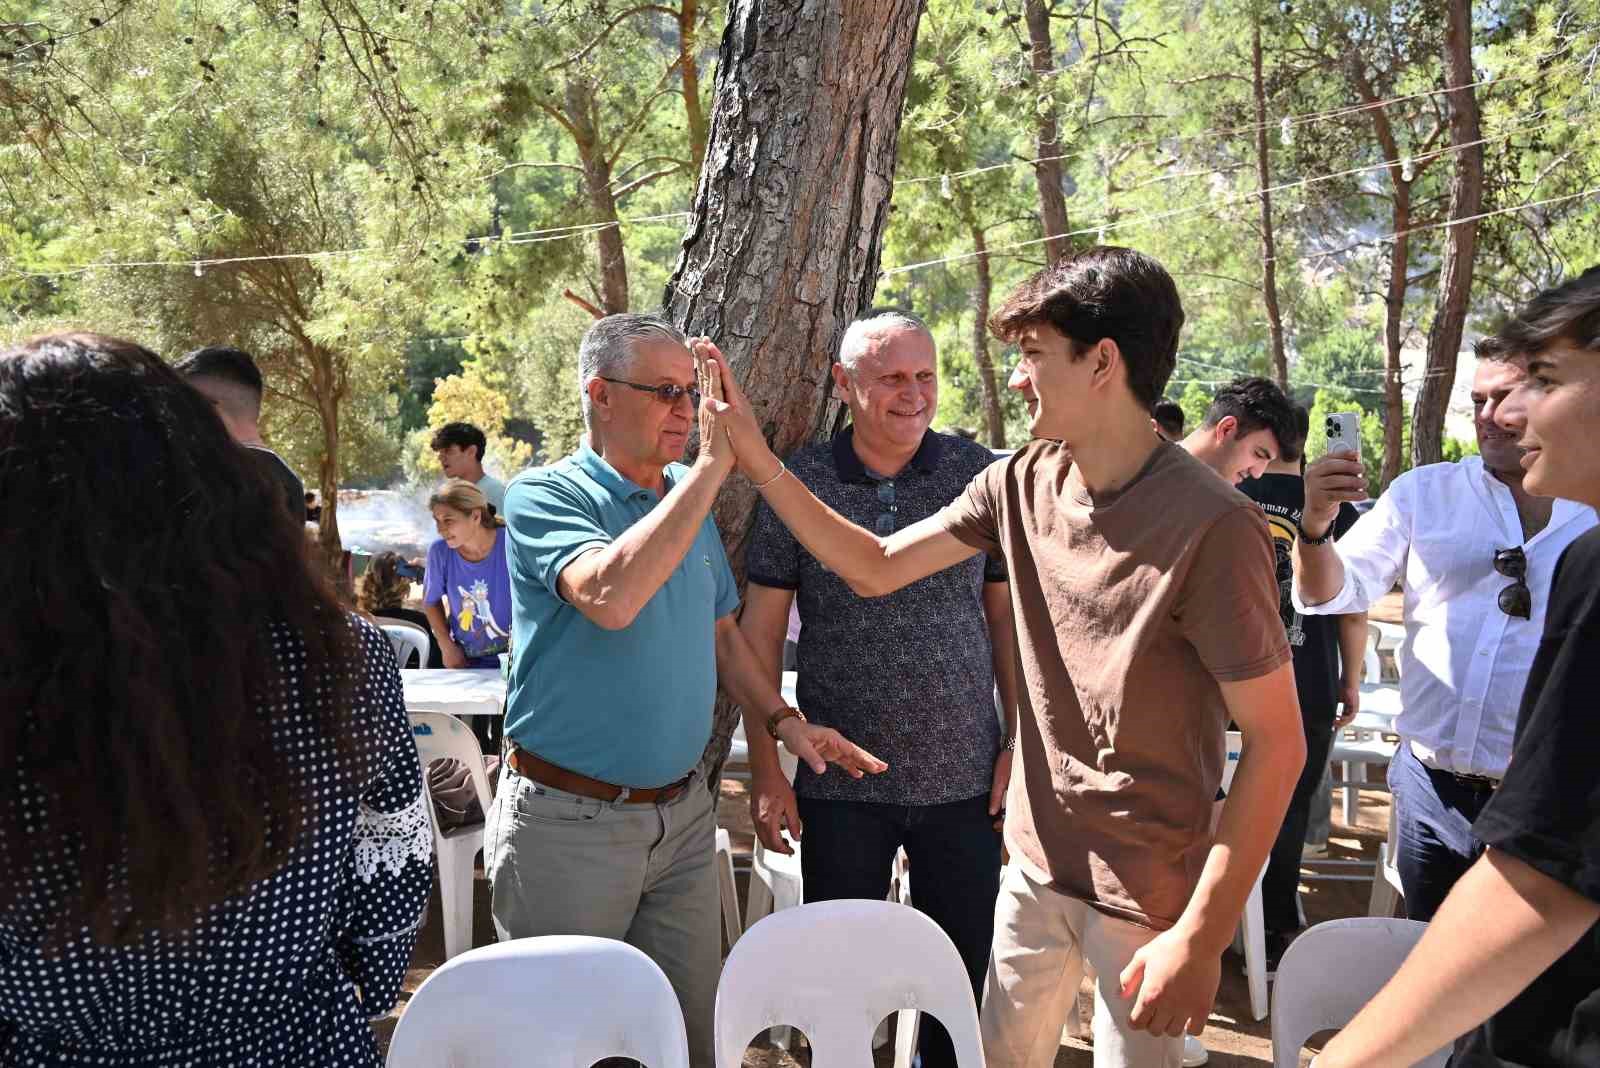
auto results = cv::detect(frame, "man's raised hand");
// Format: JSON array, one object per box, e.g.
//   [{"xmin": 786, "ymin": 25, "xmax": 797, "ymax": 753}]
[
  {"xmin": 696, "ymin": 342, "xmax": 781, "ymax": 483},
  {"xmin": 690, "ymin": 337, "xmax": 734, "ymax": 472}
]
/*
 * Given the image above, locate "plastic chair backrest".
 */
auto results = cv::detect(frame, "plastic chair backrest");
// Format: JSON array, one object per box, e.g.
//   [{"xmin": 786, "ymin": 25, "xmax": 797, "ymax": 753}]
[
  {"xmin": 386, "ymin": 935, "xmax": 690, "ymax": 1068},
  {"xmin": 408, "ymin": 711, "xmax": 493, "ymax": 816},
  {"xmin": 1222, "ymin": 730, "xmax": 1244, "ymax": 794},
  {"xmin": 381, "ymin": 623, "xmax": 430, "ymax": 670},
  {"xmin": 1271, "ymin": 918, "xmax": 1447, "ymax": 1068},
  {"xmin": 1363, "ymin": 623, "xmax": 1383, "ymax": 684},
  {"xmin": 716, "ymin": 899, "xmax": 984, "ymax": 1068}
]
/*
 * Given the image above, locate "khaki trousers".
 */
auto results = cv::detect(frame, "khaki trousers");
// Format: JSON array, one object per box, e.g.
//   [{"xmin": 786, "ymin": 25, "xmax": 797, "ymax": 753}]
[
  {"xmin": 484, "ymin": 762, "xmax": 720, "ymax": 1067},
  {"xmin": 982, "ymin": 865, "xmax": 1182, "ymax": 1068}
]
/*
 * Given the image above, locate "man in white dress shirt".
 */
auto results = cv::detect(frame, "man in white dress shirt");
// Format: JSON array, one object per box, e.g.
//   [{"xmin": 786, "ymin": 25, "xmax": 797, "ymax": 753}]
[{"xmin": 1292, "ymin": 361, "xmax": 1597, "ymax": 920}]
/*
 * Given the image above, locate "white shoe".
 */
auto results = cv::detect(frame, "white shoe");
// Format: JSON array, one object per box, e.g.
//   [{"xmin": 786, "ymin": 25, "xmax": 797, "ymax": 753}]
[{"xmin": 1183, "ymin": 1034, "xmax": 1209, "ymax": 1066}]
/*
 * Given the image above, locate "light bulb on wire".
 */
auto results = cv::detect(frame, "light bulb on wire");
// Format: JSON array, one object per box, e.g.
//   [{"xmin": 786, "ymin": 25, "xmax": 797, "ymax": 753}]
[
  {"xmin": 1280, "ymin": 116, "xmax": 1294, "ymax": 145},
  {"xmin": 1401, "ymin": 156, "xmax": 1415, "ymax": 182},
  {"xmin": 194, "ymin": 262, "xmax": 204, "ymax": 277},
  {"xmin": 940, "ymin": 174, "xmax": 953, "ymax": 199}
]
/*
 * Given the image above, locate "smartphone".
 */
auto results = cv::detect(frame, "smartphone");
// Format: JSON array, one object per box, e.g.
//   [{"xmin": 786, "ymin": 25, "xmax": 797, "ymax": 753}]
[
  {"xmin": 1325, "ymin": 412, "xmax": 1362, "ymax": 461},
  {"xmin": 396, "ymin": 561, "xmax": 425, "ymax": 581}
]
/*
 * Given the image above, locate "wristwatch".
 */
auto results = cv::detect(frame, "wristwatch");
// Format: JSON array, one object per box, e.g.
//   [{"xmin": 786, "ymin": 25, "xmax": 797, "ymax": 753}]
[{"xmin": 766, "ymin": 705, "xmax": 806, "ymax": 739}]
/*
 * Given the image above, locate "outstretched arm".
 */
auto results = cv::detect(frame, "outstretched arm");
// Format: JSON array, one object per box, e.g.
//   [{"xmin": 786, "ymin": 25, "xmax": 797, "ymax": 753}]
[{"xmin": 697, "ymin": 344, "xmax": 980, "ymax": 597}]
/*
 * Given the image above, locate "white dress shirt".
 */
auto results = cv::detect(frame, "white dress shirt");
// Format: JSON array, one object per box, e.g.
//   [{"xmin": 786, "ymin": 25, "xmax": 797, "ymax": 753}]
[{"xmin": 1294, "ymin": 457, "xmax": 1596, "ymax": 779}]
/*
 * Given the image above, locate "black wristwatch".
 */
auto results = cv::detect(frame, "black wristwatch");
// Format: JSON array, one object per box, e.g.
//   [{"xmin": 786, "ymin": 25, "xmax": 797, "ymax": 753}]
[{"xmin": 1298, "ymin": 521, "xmax": 1335, "ymax": 546}]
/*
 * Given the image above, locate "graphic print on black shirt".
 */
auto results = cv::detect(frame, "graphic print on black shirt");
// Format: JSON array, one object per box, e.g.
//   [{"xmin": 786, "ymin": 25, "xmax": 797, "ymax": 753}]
[
  {"xmin": 1238, "ymin": 474, "xmax": 1358, "ymax": 714},
  {"xmin": 1456, "ymin": 526, "xmax": 1600, "ymax": 1068}
]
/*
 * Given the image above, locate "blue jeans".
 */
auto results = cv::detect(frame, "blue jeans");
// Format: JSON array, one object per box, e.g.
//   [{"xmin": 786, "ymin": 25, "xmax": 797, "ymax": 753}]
[
  {"xmin": 796, "ymin": 792, "xmax": 1002, "ymax": 1068},
  {"xmin": 1389, "ymin": 743, "xmax": 1494, "ymax": 922}
]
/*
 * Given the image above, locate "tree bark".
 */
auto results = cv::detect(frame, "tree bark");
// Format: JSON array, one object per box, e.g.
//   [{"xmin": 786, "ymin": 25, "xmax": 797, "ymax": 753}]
[
  {"xmin": 1352, "ymin": 63, "xmax": 1414, "ymax": 488},
  {"xmin": 566, "ymin": 80, "xmax": 629, "ymax": 314},
  {"xmin": 1251, "ymin": 21, "xmax": 1288, "ymax": 390},
  {"xmin": 970, "ymin": 223, "xmax": 1005, "ymax": 447},
  {"xmin": 677, "ymin": 0, "xmax": 708, "ymax": 174},
  {"xmin": 310, "ymin": 345, "xmax": 347, "ymax": 582},
  {"xmin": 665, "ymin": 0, "xmax": 924, "ymax": 769},
  {"xmin": 1024, "ymin": 0, "xmax": 1071, "ymax": 264},
  {"xmin": 1412, "ymin": 0, "xmax": 1483, "ymax": 467}
]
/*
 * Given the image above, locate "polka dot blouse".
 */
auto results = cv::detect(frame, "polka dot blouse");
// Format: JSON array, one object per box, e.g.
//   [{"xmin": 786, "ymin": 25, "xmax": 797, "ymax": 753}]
[{"xmin": 0, "ymin": 616, "xmax": 433, "ymax": 1066}]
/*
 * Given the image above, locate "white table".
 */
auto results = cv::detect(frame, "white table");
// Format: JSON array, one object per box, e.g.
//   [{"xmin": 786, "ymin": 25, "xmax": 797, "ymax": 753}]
[{"xmin": 401, "ymin": 668, "xmax": 506, "ymax": 718}]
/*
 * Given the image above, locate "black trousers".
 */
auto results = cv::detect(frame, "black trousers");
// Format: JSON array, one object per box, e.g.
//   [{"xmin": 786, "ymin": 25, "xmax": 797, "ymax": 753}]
[
  {"xmin": 1261, "ymin": 707, "xmax": 1337, "ymax": 935},
  {"xmin": 796, "ymin": 792, "xmax": 1002, "ymax": 1068}
]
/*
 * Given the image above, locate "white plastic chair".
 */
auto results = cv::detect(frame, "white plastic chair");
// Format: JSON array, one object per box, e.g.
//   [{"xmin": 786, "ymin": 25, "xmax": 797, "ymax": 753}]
[
  {"xmin": 1332, "ymin": 714, "xmax": 1399, "ymax": 828},
  {"xmin": 715, "ymin": 827, "xmax": 741, "ymax": 948},
  {"xmin": 1363, "ymin": 623, "xmax": 1383, "ymax": 684},
  {"xmin": 387, "ymin": 935, "xmax": 690, "ymax": 1068},
  {"xmin": 1222, "ymin": 730, "xmax": 1270, "ymax": 1022},
  {"xmin": 381, "ymin": 622, "xmax": 430, "ymax": 669},
  {"xmin": 408, "ymin": 711, "xmax": 493, "ymax": 961},
  {"xmin": 1271, "ymin": 918, "xmax": 1446, "ymax": 1068},
  {"xmin": 1366, "ymin": 803, "xmax": 1405, "ymax": 917},
  {"xmin": 716, "ymin": 899, "xmax": 985, "ymax": 1068}
]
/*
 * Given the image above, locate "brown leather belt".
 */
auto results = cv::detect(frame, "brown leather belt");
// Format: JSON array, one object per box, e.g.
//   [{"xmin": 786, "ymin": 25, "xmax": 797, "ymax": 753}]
[{"xmin": 506, "ymin": 745, "xmax": 691, "ymax": 804}]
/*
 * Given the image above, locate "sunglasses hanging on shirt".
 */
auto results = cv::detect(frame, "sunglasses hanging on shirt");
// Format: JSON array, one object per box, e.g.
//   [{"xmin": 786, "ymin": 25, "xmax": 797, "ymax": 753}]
[{"xmin": 1493, "ymin": 547, "xmax": 1531, "ymax": 620}]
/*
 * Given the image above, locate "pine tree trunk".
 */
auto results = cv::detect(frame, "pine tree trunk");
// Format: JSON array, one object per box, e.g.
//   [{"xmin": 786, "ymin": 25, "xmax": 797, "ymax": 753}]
[
  {"xmin": 971, "ymin": 224, "xmax": 1005, "ymax": 448},
  {"xmin": 1252, "ymin": 21, "xmax": 1288, "ymax": 390},
  {"xmin": 567, "ymin": 81, "xmax": 629, "ymax": 314},
  {"xmin": 1025, "ymin": 0, "xmax": 1071, "ymax": 264},
  {"xmin": 665, "ymin": 0, "xmax": 924, "ymax": 773},
  {"xmin": 678, "ymin": 0, "xmax": 709, "ymax": 174},
  {"xmin": 666, "ymin": 0, "xmax": 924, "ymax": 555},
  {"xmin": 1382, "ymin": 196, "xmax": 1411, "ymax": 489},
  {"xmin": 1413, "ymin": 0, "xmax": 1483, "ymax": 467},
  {"xmin": 310, "ymin": 347, "xmax": 347, "ymax": 584}
]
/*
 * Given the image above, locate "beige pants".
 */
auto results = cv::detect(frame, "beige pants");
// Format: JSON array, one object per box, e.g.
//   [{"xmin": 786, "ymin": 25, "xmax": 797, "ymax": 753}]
[{"xmin": 982, "ymin": 865, "xmax": 1182, "ymax": 1068}]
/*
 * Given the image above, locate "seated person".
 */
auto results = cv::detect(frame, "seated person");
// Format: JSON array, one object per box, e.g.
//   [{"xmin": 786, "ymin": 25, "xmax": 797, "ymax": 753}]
[
  {"xmin": 359, "ymin": 551, "xmax": 442, "ymax": 668},
  {"xmin": 423, "ymin": 479, "xmax": 511, "ymax": 669}
]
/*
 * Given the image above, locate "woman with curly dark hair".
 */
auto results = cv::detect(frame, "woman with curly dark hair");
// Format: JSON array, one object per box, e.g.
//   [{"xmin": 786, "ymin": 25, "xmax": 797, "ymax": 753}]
[
  {"xmin": 359, "ymin": 551, "xmax": 442, "ymax": 668},
  {"xmin": 0, "ymin": 334, "xmax": 431, "ymax": 1066}
]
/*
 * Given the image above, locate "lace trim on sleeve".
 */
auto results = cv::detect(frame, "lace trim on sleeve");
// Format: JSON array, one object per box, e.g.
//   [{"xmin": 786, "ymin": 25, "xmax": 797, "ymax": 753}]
[{"xmin": 352, "ymin": 792, "xmax": 433, "ymax": 883}]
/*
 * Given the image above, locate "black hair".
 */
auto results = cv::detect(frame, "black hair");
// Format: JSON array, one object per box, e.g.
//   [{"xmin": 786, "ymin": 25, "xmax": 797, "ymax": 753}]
[
  {"xmin": 1278, "ymin": 404, "xmax": 1312, "ymax": 463},
  {"xmin": 1151, "ymin": 399, "xmax": 1185, "ymax": 441},
  {"xmin": 429, "ymin": 421, "xmax": 488, "ymax": 463},
  {"xmin": 172, "ymin": 345, "xmax": 265, "ymax": 398},
  {"xmin": 1202, "ymin": 376, "xmax": 1298, "ymax": 455}
]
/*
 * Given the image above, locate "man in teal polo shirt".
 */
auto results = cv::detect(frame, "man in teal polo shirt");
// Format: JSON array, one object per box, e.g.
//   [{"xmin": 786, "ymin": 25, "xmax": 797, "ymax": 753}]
[{"xmin": 485, "ymin": 313, "xmax": 884, "ymax": 1065}]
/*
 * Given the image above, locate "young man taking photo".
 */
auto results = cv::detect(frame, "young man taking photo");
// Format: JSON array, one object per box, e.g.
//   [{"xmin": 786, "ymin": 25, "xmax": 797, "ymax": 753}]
[{"xmin": 700, "ymin": 246, "xmax": 1304, "ymax": 1068}]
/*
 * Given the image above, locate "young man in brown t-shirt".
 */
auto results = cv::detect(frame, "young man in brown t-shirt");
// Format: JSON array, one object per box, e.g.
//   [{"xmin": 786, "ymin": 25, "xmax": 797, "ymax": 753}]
[{"xmin": 700, "ymin": 246, "xmax": 1305, "ymax": 1068}]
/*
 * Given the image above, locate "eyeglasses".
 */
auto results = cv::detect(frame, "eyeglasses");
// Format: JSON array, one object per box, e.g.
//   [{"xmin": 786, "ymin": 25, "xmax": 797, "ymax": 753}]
[
  {"xmin": 873, "ymin": 479, "xmax": 897, "ymax": 536},
  {"xmin": 598, "ymin": 376, "xmax": 702, "ymax": 408},
  {"xmin": 1493, "ymin": 547, "xmax": 1531, "ymax": 619}
]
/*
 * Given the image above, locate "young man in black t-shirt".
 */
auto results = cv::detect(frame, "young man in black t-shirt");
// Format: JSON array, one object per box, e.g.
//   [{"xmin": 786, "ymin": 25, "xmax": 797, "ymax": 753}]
[
  {"xmin": 1238, "ymin": 405, "xmax": 1367, "ymax": 968},
  {"xmin": 1315, "ymin": 267, "xmax": 1600, "ymax": 1068}
]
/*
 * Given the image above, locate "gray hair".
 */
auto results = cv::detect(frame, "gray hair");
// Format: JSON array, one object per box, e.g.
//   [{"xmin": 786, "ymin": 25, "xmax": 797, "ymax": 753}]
[
  {"xmin": 837, "ymin": 309, "xmax": 933, "ymax": 373},
  {"xmin": 577, "ymin": 312, "xmax": 688, "ymax": 427}
]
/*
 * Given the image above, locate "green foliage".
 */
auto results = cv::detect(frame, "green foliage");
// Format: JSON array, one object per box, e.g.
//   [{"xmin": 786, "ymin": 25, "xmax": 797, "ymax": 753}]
[{"xmin": 5, "ymin": 0, "xmax": 1595, "ymax": 509}]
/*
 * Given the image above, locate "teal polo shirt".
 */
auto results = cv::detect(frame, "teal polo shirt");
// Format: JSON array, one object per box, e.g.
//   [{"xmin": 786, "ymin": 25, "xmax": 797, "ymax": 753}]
[{"xmin": 502, "ymin": 444, "xmax": 739, "ymax": 787}]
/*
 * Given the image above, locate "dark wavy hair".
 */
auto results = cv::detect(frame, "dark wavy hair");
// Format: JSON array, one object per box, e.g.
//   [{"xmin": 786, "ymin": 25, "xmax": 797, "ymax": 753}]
[
  {"xmin": 1202, "ymin": 376, "xmax": 1299, "ymax": 457},
  {"xmin": 0, "ymin": 333, "xmax": 360, "ymax": 947},
  {"xmin": 989, "ymin": 246, "xmax": 1185, "ymax": 409},
  {"xmin": 359, "ymin": 551, "xmax": 412, "ymax": 613}
]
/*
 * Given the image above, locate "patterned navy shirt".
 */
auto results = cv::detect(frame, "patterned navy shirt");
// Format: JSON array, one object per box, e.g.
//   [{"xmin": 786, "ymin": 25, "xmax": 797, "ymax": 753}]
[{"xmin": 746, "ymin": 428, "xmax": 1007, "ymax": 805}]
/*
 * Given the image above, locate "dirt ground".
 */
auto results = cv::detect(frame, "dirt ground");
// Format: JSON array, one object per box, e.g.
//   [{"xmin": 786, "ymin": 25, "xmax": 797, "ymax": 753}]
[{"xmin": 374, "ymin": 772, "xmax": 1393, "ymax": 1068}]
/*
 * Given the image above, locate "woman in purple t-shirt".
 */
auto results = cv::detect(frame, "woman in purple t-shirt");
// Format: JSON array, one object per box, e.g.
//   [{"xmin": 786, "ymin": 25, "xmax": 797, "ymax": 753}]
[{"xmin": 422, "ymin": 479, "xmax": 512, "ymax": 669}]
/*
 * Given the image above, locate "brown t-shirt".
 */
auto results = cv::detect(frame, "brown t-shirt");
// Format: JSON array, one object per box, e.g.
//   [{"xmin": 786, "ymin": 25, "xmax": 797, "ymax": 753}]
[{"xmin": 939, "ymin": 440, "xmax": 1289, "ymax": 928}]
